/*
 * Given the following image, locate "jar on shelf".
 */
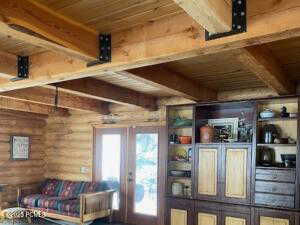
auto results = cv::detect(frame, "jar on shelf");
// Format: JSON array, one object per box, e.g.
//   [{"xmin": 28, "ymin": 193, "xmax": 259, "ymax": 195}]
[{"xmin": 200, "ymin": 124, "xmax": 214, "ymax": 143}]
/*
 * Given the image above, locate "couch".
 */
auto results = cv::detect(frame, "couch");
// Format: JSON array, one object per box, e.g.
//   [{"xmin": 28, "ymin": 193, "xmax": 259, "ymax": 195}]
[{"xmin": 17, "ymin": 179, "xmax": 115, "ymax": 225}]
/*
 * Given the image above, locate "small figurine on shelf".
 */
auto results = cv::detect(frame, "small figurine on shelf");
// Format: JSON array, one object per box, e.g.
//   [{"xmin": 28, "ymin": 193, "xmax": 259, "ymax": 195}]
[
  {"xmin": 280, "ymin": 106, "xmax": 290, "ymax": 118},
  {"xmin": 188, "ymin": 148, "xmax": 192, "ymax": 162},
  {"xmin": 169, "ymin": 133, "xmax": 179, "ymax": 144}
]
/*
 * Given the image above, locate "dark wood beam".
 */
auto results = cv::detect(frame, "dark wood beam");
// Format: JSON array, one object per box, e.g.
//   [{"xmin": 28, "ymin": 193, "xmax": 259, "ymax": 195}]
[
  {"xmin": 236, "ymin": 46, "xmax": 295, "ymax": 95},
  {"xmin": 1, "ymin": 87, "xmax": 110, "ymax": 114},
  {"xmin": 0, "ymin": 96, "xmax": 69, "ymax": 116},
  {"xmin": 57, "ymin": 78, "xmax": 157, "ymax": 110},
  {"xmin": 120, "ymin": 66, "xmax": 217, "ymax": 101}
]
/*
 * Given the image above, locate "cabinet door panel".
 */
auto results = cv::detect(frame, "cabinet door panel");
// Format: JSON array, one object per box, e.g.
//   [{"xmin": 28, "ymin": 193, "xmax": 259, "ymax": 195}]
[
  {"xmin": 225, "ymin": 148, "xmax": 247, "ymax": 199},
  {"xmin": 198, "ymin": 148, "xmax": 218, "ymax": 196},
  {"xmin": 260, "ymin": 216, "xmax": 274, "ymax": 225},
  {"xmin": 274, "ymin": 218, "xmax": 290, "ymax": 225},
  {"xmin": 225, "ymin": 216, "xmax": 246, "ymax": 225},
  {"xmin": 171, "ymin": 209, "xmax": 187, "ymax": 225},
  {"xmin": 198, "ymin": 213, "xmax": 217, "ymax": 225}
]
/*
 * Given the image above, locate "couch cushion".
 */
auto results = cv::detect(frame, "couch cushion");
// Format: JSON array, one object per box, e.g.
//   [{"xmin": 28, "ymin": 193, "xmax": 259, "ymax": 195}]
[
  {"xmin": 36, "ymin": 196, "xmax": 66, "ymax": 210},
  {"xmin": 21, "ymin": 194, "xmax": 48, "ymax": 208},
  {"xmin": 58, "ymin": 199, "xmax": 80, "ymax": 215},
  {"xmin": 41, "ymin": 179, "xmax": 61, "ymax": 196},
  {"xmin": 78, "ymin": 181, "xmax": 110, "ymax": 194},
  {"xmin": 58, "ymin": 181, "xmax": 81, "ymax": 198}
]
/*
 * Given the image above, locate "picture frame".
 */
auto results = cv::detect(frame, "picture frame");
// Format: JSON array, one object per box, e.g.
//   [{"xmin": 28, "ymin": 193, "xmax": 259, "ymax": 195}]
[
  {"xmin": 208, "ymin": 118, "xmax": 239, "ymax": 142},
  {"xmin": 10, "ymin": 135, "xmax": 30, "ymax": 160}
]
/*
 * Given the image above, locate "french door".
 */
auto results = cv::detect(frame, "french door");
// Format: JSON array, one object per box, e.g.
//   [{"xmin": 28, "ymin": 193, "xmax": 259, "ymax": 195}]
[{"xmin": 94, "ymin": 126, "xmax": 166, "ymax": 225}]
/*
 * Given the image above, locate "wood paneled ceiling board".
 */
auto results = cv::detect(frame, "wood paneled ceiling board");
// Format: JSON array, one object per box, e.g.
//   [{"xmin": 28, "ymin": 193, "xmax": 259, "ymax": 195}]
[
  {"xmin": 265, "ymin": 37, "xmax": 300, "ymax": 81},
  {"xmin": 94, "ymin": 72, "xmax": 171, "ymax": 97},
  {"xmin": 0, "ymin": 33, "xmax": 44, "ymax": 56},
  {"xmin": 34, "ymin": 0, "xmax": 183, "ymax": 33},
  {"xmin": 163, "ymin": 51, "xmax": 267, "ymax": 91}
]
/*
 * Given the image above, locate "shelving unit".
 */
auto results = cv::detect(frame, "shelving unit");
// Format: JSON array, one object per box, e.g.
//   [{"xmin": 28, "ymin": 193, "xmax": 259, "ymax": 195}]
[
  {"xmin": 254, "ymin": 97, "xmax": 298, "ymax": 209},
  {"xmin": 166, "ymin": 97, "xmax": 300, "ymax": 225},
  {"xmin": 167, "ymin": 105, "xmax": 194, "ymax": 198}
]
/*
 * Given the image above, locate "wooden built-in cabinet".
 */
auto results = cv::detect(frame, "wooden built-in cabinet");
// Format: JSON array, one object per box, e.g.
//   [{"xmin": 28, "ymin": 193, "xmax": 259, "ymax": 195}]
[
  {"xmin": 166, "ymin": 198, "xmax": 193, "ymax": 225},
  {"xmin": 223, "ymin": 144, "xmax": 251, "ymax": 204},
  {"xmin": 166, "ymin": 97, "xmax": 300, "ymax": 225},
  {"xmin": 254, "ymin": 208, "xmax": 295, "ymax": 225},
  {"xmin": 195, "ymin": 144, "xmax": 251, "ymax": 204},
  {"xmin": 195, "ymin": 144, "xmax": 221, "ymax": 201}
]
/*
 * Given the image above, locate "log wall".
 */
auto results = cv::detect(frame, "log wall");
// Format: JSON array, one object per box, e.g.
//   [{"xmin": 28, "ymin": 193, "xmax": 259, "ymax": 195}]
[
  {"xmin": 44, "ymin": 104, "xmax": 168, "ymax": 182},
  {"xmin": 0, "ymin": 110, "xmax": 47, "ymax": 206}
]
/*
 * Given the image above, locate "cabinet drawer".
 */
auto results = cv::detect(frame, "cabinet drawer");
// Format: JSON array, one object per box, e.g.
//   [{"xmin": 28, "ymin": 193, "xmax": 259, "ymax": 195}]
[
  {"xmin": 255, "ymin": 193, "xmax": 294, "ymax": 208},
  {"xmin": 256, "ymin": 169, "xmax": 295, "ymax": 183},
  {"xmin": 255, "ymin": 181, "xmax": 295, "ymax": 195}
]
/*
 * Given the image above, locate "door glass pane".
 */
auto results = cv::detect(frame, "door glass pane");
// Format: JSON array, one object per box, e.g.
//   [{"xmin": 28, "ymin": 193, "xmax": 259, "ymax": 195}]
[
  {"xmin": 134, "ymin": 133, "xmax": 158, "ymax": 216},
  {"xmin": 102, "ymin": 134, "xmax": 121, "ymax": 210}
]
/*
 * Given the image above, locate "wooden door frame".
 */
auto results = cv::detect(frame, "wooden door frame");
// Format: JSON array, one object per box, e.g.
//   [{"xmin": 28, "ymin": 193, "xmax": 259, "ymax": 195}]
[
  {"xmin": 127, "ymin": 126, "xmax": 167, "ymax": 225},
  {"xmin": 93, "ymin": 127, "xmax": 128, "ymax": 222}
]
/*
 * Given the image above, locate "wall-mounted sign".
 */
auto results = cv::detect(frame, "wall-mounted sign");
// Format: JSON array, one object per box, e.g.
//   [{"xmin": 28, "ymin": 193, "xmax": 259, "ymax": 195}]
[{"xmin": 10, "ymin": 135, "xmax": 30, "ymax": 160}]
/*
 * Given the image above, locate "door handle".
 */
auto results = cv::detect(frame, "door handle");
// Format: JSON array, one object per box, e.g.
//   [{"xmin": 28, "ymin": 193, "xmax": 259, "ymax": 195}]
[{"xmin": 128, "ymin": 178, "xmax": 134, "ymax": 182}]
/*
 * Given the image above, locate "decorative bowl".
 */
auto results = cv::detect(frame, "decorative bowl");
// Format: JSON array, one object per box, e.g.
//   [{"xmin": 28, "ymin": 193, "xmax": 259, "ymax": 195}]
[
  {"xmin": 260, "ymin": 109, "xmax": 275, "ymax": 118},
  {"xmin": 178, "ymin": 136, "xmax": 192, "ymax": 144}
]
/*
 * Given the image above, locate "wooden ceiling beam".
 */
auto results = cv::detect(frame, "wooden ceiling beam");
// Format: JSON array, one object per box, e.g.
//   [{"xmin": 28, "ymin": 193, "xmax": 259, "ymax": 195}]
[
  {"xmin": 0, "ymin": 0, "xmax": 98, "ymax": 61},
  {"xmin": 236, "ymin": 46, "xmax": 295, "ymax": 95},
  {"xmin": 117, "ymin": 66, "xmax": 217, "ymax": 101},
  {"xmin": 56, "ymin": 78, "xmax": 157, "ymax": 110},
  {"xmin": 0, "ymin": 0, "xmax": 300, "ymax": 91},
  {"xmin": 172, "ymin": 0, "xmax": 231, "ymax": 34},
  {"xmin": 0, "ymin": 87, "xmax": 110, "ymax": 114},
  {"xmin": 0, "ymin": 96, "xmax": 69, "ymax": 116}
]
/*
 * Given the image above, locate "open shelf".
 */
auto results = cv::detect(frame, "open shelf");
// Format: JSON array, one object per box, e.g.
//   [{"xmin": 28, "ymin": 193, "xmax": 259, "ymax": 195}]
[
  {"xmin": 257, "ymin": 143, "xmax": 297, "ymax": 147},
  {"xmin": 256, "ymin": 166, "xmax": 296, "ymax": 170},
  {"xmin": 257, "ymin": 117, "xmax": 298, "ymax": 122},
  {"xmin": 169, "ymin": 143, "xmax": 192, "ymax": 147},
  {"xmin": 169, "ymin": 126, "xmax": 193, "ymax": 129}
]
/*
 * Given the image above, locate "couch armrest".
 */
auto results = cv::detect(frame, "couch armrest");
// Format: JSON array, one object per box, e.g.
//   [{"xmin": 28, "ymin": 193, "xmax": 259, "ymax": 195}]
[
  {"xmin": 79, "ymin": 190, "xmax": 115, "ymax": 217},
  {"xmin": 17, "ymin": 184, "xmax": 40, "ymax": 206}
]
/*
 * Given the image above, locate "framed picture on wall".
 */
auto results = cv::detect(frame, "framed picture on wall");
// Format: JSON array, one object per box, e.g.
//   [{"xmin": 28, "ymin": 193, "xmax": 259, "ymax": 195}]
[
  {"xmin": 10, "ymin": 135, "xmax": 30, "ymax": 160},
  {"xmin": 208, "ymin": 118, "xmax": 239, "ymax": 142}
]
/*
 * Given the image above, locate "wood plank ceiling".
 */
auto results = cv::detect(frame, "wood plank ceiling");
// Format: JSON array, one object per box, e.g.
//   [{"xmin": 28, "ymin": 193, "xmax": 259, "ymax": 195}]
[
  {"xmin": 0, "ymin": 0, "xmax": 300, "ymax": 114},
  {"xmin": 34, "ymin": 0, "xmax": 184, "ymax": 33}
]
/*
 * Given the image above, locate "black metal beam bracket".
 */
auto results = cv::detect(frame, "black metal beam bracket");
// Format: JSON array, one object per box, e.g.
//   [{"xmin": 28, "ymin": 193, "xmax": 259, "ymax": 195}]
[
  {"xmin": 11, "ymin": 56, "xmax": 29, "ymax": 81},
  {"xmin": 205, "ymin": 0, "xmax": 246, "ymax": 41},
  {"xmin": 87, "ymin": 34, "xmax": 111, "ymax": 67}
]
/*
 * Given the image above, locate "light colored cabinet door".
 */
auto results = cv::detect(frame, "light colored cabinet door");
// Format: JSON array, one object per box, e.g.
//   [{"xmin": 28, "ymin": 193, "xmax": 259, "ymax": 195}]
[
  {"xmin": 198, "ymin": 148, "xmax": 218, "ymax": 196},
  {"xmin": 225, "ymin": 148, "xmax": 247, "ymax": 199},
  {"xmin": 260, "ymin": 216, "xmax": 289, "ymax": 225},
  {"xmin": 274, "ymin": 218, "xmax": 290, "ymax": 225},
  {"xmin": 171, "ymin": 209, "xmax": 187, "ymax": 225},
  {"xmin": 225, "ymin": 216, "xmax": 246, "ymax": 225},
  {"xmin": 198, "ymin": 212, "xmax": 217, "ymax": 225}
]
